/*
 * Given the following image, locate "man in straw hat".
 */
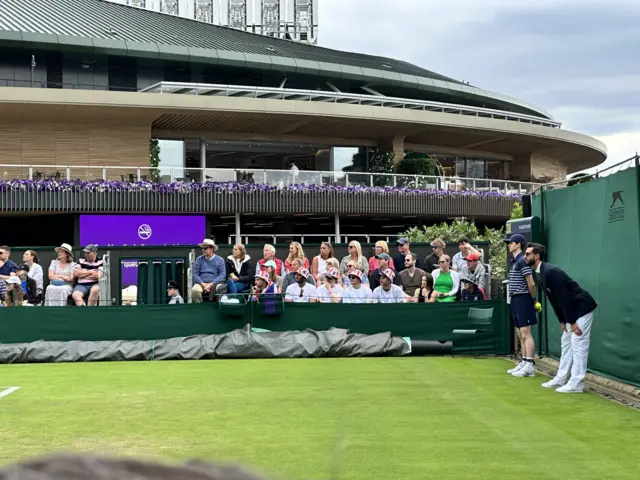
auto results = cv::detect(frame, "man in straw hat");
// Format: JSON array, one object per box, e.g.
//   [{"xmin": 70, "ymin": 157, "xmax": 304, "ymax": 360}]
[{"xmin": 192, "ymin": 239, "xmax": 226, "ymax": 303}]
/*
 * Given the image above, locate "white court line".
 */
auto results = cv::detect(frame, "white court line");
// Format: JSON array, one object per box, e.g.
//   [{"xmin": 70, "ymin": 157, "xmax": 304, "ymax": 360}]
[{"xmin": 0, "ymin": 387, "xmax": 20, "ymax": 398}]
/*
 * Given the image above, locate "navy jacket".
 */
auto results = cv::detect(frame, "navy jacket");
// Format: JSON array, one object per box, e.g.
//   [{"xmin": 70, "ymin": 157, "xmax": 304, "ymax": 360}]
[{"xmin": 535, "ymin": 263, "xmax": 597, "ymax": 324}]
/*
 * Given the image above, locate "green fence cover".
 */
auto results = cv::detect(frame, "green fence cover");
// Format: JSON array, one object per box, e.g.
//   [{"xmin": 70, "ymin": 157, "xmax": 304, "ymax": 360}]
[{"xmin": 533, "ymin": 168, "xmax": 640, "ymax": 387}]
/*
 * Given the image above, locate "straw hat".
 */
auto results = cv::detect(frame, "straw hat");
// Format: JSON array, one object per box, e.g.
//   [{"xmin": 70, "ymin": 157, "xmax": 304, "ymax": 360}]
[
  {"xmin": 199, "ymin": 239, "xmax": 218, "ymax": 251},
  {"xmin": 55, "ymin": 243, "xmax": 73, "ymax": 256}
]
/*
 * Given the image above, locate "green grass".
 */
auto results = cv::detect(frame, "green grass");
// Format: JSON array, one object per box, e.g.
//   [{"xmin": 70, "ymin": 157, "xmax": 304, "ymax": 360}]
[{"xmin": 0, "ymin": 358, "xmax": 638, "ymax": 479}]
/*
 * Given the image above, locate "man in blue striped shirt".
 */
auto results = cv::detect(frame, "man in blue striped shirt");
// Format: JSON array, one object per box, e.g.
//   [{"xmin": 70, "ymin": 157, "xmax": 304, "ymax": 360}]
[{"xmin": 505, "ymin": 234, "xmax": 538, "ymax": 377}]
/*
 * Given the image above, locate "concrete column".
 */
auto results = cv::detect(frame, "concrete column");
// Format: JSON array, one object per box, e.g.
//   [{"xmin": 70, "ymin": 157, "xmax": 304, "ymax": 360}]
[
  {"xmin": 235, "ymin": 213, "xmax": 241, "ymax": 245},
  {"xmin": 199, "ymin": 139, "xmax": 206, "ymax": 183},
  {"xmin": 377, "ymin": 135, "xmax": 406, "ymax": 165},
  {"xmin": 334, "ymin": 214, "xmax": 340, "ymax": 244}
]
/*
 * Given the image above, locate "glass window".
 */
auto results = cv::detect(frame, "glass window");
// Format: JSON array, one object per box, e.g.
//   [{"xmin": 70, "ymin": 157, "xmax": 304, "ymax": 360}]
[
  {"xmin": 333, "ymin": 147, "xmax": 360, "ymax": 172},
  {"xmin": 466, "ymin": 159, "xmax": 486, "ymax": 179},
  {"xmin": 157, "ymin": 139, "xmax": 185, "ymax": 182}
]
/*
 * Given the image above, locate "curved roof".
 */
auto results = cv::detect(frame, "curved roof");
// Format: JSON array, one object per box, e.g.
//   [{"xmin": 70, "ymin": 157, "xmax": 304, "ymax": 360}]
[{"xmin": 0, "ymin": 0, "xmax": 552, "ymax": 120}]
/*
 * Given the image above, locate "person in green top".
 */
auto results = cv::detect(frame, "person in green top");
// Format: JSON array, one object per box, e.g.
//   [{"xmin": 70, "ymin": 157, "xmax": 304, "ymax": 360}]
[{"xmin": 432, "ymin": 255, "xmax": 460, "ymax": 302}]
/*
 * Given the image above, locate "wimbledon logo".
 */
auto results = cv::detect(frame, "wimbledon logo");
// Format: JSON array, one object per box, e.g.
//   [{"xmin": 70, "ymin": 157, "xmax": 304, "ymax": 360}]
[{"xmin": 137, "ymin": 224, "xmax": 152, "ymax": 240}]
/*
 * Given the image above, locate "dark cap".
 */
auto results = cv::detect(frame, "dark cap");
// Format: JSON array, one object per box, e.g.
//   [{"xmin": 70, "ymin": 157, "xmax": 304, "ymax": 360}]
[
  {"xmin": 375, "ymin": 252, "xmax": 391, "ymax": 261},
  {"xmin": 461, "ymin": 276, "xmax": 478, "ymax": 286},
  {"xmin": 167, "ymin": 281, "xmax": 180, "ymax": 290},
  {"xmin": 504, "ymin": 234, "xmax": 526, "ymax": 244},
  {"xmin": 396, "ymin": 237, "xmax": 409, "ymax": 246},
  {"xmin": 83, "ymin": 244, "xmax": 98, "ymax": 253},
  {"xmin": 16, "ymin": 263, "xmax": 29, "ymax": 271}
]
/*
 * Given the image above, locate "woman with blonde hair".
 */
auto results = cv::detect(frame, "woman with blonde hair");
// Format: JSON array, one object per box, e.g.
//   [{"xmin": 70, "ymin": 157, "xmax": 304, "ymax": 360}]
[
  {"xmin": 339, "ymin": 240, "xmax": 369, "ymax": 278},
  {"xmin": 368, "ymin": 240, "xmax": 395, "ymax": 272},
  {"xmin": 432, "ymin": 254, "xmax": 460, "ymax": 303},
  {"xmin": 284, "ymin": 241, "xmax": 309, "ymax": 274},
  {"xmin": 45, "ymin": 243, "xmax": 76, "ymax": 306},
  {"xmin": 311, "ymin": 241, "xmax": 334, "ymax": 281}
]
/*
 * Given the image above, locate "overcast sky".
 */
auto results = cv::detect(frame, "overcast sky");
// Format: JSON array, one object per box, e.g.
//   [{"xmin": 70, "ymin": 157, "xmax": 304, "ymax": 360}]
[{"xmin": 318, "ymin": 0, "xmax": 640, "ymax": 172}]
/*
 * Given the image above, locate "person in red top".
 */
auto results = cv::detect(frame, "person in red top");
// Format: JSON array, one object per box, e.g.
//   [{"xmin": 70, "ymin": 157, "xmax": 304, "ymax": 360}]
[
  {"xmin": 284, "ymin": 242, "xmax": 309, "ymax": 273},
  {"xmin": 255, "ymin": 244, "xmax": 284, "ymax": 276}
]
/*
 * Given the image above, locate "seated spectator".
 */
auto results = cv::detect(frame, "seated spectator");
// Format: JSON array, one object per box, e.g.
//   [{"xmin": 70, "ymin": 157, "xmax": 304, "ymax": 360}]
[
  {"xmin": 282, "ymin": 258, "xmax": 317, "ymax": 291},
  {"xmin": 284, "ymin": 242, "xmax": 310, "ymax": 274},
  {"xmin": 394, "ymin": 237, "xmax": 421, "ymax": 272},
  {"xmin": 45, "ymin": 243, "xmax": 76, "ymax": 306},
  {"xmin": 225, "ymin": 244, "xmax": 254, "ymax": 294},
  {"xmin": 0, "ymin": 277, "xmax": 6, "ymax": 304},
  {"xmin": 0, "ymin": 245, "xmax": 17, "ymax": 282},
  {"xmin": 255, "ymin": 244, "xmax": 284, "ymax": 276},
  {"xmin": 263, "ymin": 259, "xmax": 284, "ymax": 292},
  {"xmin": 22, "ymin": 250, "xmax": 43, "ymax": 297},
  {"xmin": 166, "ymin": 280, "xmax": 184, "ymax": 304},
  {"xmin": 432, "ymin": 255, "xmax": 460, "ymax": 302},
  {"xmin": 315, "ymin": 267, "xmax": 343, "ymax": 303},
  {"xmin": 372, "ymin": 269, "xmax": 406, "ymax": 303},
  {"xmin": 460, "ymin": 277, "xmax": 486, "ymax": 302},
  {"xmin": 250, "ymin": 270, "xmax": 278, "ymax": 301},
  {"xmin": 369, "ymin": 252, "xmax": 392, "ymax": 290},
  {"xmin": 192, "ymin": 239, "xmax": 226, "ymax": 303},
  {"xmin": 16, "ymin": 263, "xmax": 41, "ymax": 305},
  {"xmin": 423, "ymin": 238, "xmax": 446, "ymax": 273},
  {"xmin": 452, "ymin": 237, "xmax": 483, "ymax": 272},
  {"xmin": 368, "ymin": 240, "xmax": 395, "ymax": 272},
  {"xmin": 72, "ymin": 245, "xmax": 104, "ymax": 306},
  {"xmin": 311, "ymin": 241, "xmax": 334, "ymax": 281},
  {"xmin": 397, "ymin": 253, "xmax": 427, "ymax": 296},
  {"xmin": 413, "ymin": 273, "xmax": 437, "ymax": 303},
  {"xmin": 342, "ymin": 269, "xmax": 373, "ymax": 304},
  {"xmin": 339, "ymin": 240, "xmax": 369, "ymax": 280},
  {"xmin": 284, "ymin": 267, "xmax": 317, "ymax": 303},
  {"xmin": 341, "ymin": 260, "xmax": 370, "ymax": 287},
  {"xmin": 3, "ymin": 277, "xmax": 24, "ymax": 306},
  {"xmin": 459, "ymin": 252, "xmax": 486, "ymax": 293}
]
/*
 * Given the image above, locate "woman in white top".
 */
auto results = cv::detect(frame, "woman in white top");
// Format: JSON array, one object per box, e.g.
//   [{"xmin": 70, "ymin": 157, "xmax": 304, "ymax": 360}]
[
  {"xmin": 339, "ymin": 240, "xmax": 369, "ymax": 278},
  {"xmin": 45, "ymin": 243, "xmax": 76, "ymax": 306},
  {"xmin": 311, "ymin": 241, "xmax": 334, "ymax": 282},
  {"xmin": 23, "ymin": 249, "xmax": 44, "ymax": 296},
  {"xmin": 314, "ymin": 267, "xmax": 343, "ymax": 303}
]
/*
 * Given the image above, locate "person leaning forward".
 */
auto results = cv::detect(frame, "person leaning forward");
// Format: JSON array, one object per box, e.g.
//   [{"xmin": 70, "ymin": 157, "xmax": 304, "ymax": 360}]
[{"xmin": 191, "ymin": 239, "xmax": 226, "ymax": 303}]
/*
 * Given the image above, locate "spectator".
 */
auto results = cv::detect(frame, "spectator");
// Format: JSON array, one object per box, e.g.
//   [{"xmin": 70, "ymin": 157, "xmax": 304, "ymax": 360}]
[
  {"xmin": 3, "ymin": 276, "xmax": 24, "ymax": 306},
  {"xmin": 339, "ymin": 240, "xmax": 369, "ymax": 279},
  {"xmin": 16, "ymin": 263, "xmax": 40, "ymax": 305},
  {"xmin": 432, "ymin": 254, "xmax": 460, "ymax": 302},
  {"xmin": 460, "ymin": 277, "xmax": 485, "ymax": 301},
  {"xmin": 282, "ymin": 258, "xmax": 316, "ymax": 291},
  {"xmin": 45, "ymin": 243, "xmax": 76, "ymax": 306},
  {"xmin": 72, "ymin": 245, "xmax": 104, "ymax": 306},
  {"xmin": 342, "ymin": 269, "xmax": 373, "ymax": 304},
  {"xmin": 423, "ymin": 238, "xmax": 445, "ymax": 273},
  {"xmin": 192, "ymin": 239, "xmax": 226, "ymax": 303},
  {"xmin": 393, "ymin": 237, "xmax": 422, "ymax": 272},
  {"xmin": 255, "ymin": 244, "xmax": 284, "ymax": 276},
  {"xmin": 452, "ymin": 237, "xmax": 483, "ymax": 272},
  {"xmin": 284, "ymin": 267, "xmax": 317, "ymax": 303},
  {"xmin": 311, "ymin": 241, "xmax": 334, "ymax": 281},
  {"xmin": 0, "ymin": 245, "xmax": 17, "ymax": 281},
  {"xmin": 341, "ymin": 260, "xmax": 370, "ymax": 287},
  {"xmin": 251, "ymin": 270, "xmax": 277, "ymax": 301},
  {"xmin": 22, "ymin": 250, "xmax": 43, "ymax": 297},
  {"xmin": 369, "ymin": 252, "xmax": 392, "ymax": 290},
  {"xmin": 368, "ymin": 240, "xmax": 395, "ymax": 272},
  {"xmin": 413, "ymin": 273, "xmax": 437, "ymax": 303},
  {"xmin": 284, "ymin": 242, "xmax": 309, "ymax": 273},
  {"xmin": 315, "ymin": 267, "xmax": 343, "ymax": 303},
  {"xmin": 459, "ymin": 252, "xmax": 486, "ymax": 292},
  {"xmin": 225, "ymin": 244, "xmax": 254, "ymax": 294},
  {"xmin": 325, "ymin": 257, "xmax": 340, "ymax": 272},
  {"xmin": 0, "ymin": 276, "xmax": 5, "ymax": 304},
  {"xmin": 397, "ymin": 253, "xmax": 427, "ymax": 296},
  {"xmin": 372, "ymin": 269, "xmax": 406, "ymax": 303},
  {"xmin": 167, "ymin": 280, "xmax": 184, "ymax": 304},
  {"xmin": 263, "ymin": 259, "xmax": 284, "ymax": 292}
]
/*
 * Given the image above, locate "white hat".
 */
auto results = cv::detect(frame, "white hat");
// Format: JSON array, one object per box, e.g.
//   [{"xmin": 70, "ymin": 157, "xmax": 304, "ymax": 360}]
[
  {"xmin": 55, "ymin": 243, "xmax": 73, "ymax": 256},
  {"xmin": 199, "ymin": 239, "xmax": 218, "ymax": 251},
  {"xmin": 6, "ymin": 276, "xmax": 20, "ymax": 285}
]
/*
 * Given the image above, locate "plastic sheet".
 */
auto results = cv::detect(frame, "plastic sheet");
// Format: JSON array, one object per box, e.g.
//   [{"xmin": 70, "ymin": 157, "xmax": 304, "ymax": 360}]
[{"xmin": 0, "ymin": 325, "xmax": 410, "ymax": 364}]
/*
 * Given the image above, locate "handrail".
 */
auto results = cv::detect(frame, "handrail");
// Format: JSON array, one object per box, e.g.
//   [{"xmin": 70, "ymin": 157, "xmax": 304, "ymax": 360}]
[{"xmin": 140, "ymin": 81, "xmax": 562, "ymax": 129}]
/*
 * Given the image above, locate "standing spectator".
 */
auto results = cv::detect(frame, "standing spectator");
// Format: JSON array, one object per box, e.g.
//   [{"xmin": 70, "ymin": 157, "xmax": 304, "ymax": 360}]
[
  {"xmin": 255, "ymin": 244, "xmax": 284, "ymax": 276},
  {"xmin": 393, "ymin": 237, "xmax": 422, "ymax": 272},
  {"xmin": 369, "ymin": 253, "xmax": 392, "ymax": 290},
  {"xmin": 339, "ymin": 241, "xmax": 369, "ymax": 279},
  {"xmin": 284, "ymin": 242, "xmax": 309, "ymax": 273},
  {"xmin": 282, "ymin": 258, "xmax": 316, "ymax": 291},
  {"xmin": 459, "ymin": 253, "xmax": 486, "ymax": 292},
  {"xmin": 423, "ymin": 238, "xmax": 445, "ymax": 273},
  {"xmin": 225, "ymin": 244, "xmax": 254, "ymax": 294},
  {"xmin": 72, "ymin": 245, "xmax": 104, "ymax": 306},
  {"xmin": 368, "ymin": 241, "xmax": 395, "ymax": 273},
  {"xmin": 311, "ymin": 241, "xmax": 334, "ymax": 281},
  {"xmin": 284, "ymin": 267, "xmax": 317, "ymax": 303},
  {"xmin": 0, "ymin": 245, "xmax": 17, "ymax": 281},
  {"xmin": 413, "ymin": 273, "xmax": 437, "ymax": 303},
  {"xmin": 16, "ymin": 263, "xmax": 40, "ymax": 305},
  {"xmin": 372, "ymin": 269, "xmax": 406, "ymax": 303},
  {"xmin": 315, "ymin": 267, "xmax": 343, "ymax": 303},
  {"xmin": 397, "ymin": 253, "xmax": 427, "ymax": 296},
  {"xmin": 432, "ymin": 255, "xmax": 460, "ymax": 302},
  {"xmin": 452, "ymin": 237, "xmax": 483, "ymax": 272},
  {"xmin": 22, "ymin": 250, "xmax": 43, "ymax": 297},
  {"xmin": 167, "ymin": 280, "xmax": 184, "ymax": 305},
  {"xmin": 192, "ymin": 239, "xmax": 226, "ymax": 303},
  {"xmin": 342, "ymin": 269, "xmax": 373, "ymax": 304},
  {"xmin": 45, "ymin": 243, "xmax": 76, "ymax": 306}
]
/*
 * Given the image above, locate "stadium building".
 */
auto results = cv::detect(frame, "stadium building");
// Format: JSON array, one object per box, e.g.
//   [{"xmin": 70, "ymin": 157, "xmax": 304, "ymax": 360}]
[{"xmin": 0, "ymin": 0, "xmax": 606, "ymax": 246}]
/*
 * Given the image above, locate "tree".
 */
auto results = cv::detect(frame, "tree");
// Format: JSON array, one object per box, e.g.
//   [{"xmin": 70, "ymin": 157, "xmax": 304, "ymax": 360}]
[{"xmin": 149, "ymin": 139, "xmax": 161, "ymax": 183}]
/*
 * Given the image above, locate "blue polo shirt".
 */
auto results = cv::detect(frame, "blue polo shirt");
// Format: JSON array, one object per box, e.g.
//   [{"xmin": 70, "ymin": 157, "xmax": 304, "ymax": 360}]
[
  {"xmin": 508, "ymin": 252, "xmax": 532, "ymax": 297},
  {"xmin": 0, "ymin": 259, "xmax": 17, "ymax": 277}
]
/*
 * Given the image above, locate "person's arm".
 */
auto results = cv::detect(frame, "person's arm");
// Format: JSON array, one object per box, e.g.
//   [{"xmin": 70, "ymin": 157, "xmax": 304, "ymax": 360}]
[
  {"xmin": 521, "ymin": 262, "xmax": 535, "ymax": 299},
  {"xmin": 339, "ymin": 257, "xmax": 349, "ymax": 276},
  {"xmin": 447, "ymin": 271, "xmax": 460, "ymax": 298},
  {"xmin": 213, "ymin": 257, "xmax": 227, "ymax": 284},
  {"xmin": 193, "ymin": 257, "xmax": 203, "ymax": 285},
  {"xmin": 477, "ymin": 264, "xmax": 486, "ymax": 290},
  {"xmin": 237, "ymin": 260, "xmax": 253, "ymax": 285},
  {"xmin": 30, "ymin": 265, "xmax": 44, "ymax": 291},
  {"xmin": 311, "ymin": 256, "xmax": 319, "ymax": 280},
  {"xmin": 0, "ymin": 261, "xmax": 14, "ymax": 280},
  {"xmin": 284, "ymin": 285, "xmax": 294, "ymax": 302}
]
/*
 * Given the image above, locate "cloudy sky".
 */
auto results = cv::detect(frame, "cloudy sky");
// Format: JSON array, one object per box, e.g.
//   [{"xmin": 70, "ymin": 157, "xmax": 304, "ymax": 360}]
[{"xmin": 318, "ymin": 0, "xmax": 640, "ymax": 172}]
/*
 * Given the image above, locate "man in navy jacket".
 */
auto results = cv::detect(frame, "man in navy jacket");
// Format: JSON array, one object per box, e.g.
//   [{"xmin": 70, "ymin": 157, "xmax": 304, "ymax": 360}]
[{"xmin": 525, "ymin": 243, "xmax": 597, "ymax": 393}]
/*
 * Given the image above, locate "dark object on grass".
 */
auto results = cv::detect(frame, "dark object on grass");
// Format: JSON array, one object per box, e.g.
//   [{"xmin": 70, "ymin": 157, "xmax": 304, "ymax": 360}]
[{"xmin": 410, "ymin": 339, "xmax": 453, "ymax": 356}]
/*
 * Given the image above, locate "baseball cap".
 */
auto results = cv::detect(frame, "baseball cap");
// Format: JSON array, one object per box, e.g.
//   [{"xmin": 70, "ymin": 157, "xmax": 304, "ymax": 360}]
[
  {"xmin": 381, "ymin": 268, "xmax": 395, "ymax": 282},
  {"xmin": 375, "ymin": 252, "xmax": 391, "ymax": 261},
  {"xmin": 464, "ymin": 253, "xmax": 481, "ymax": 261},
  {"xmin": 83, "ymin": 244, "xmax": 98, "ymax": 253},
  {"xmin": 16, "ymin": 263, "xmax": 29, "ymax": 271},
  {"xmin": 396, "ymin": 237, "xmax": 409, "ymax": 246},
  {"xmin": 504, "ymin": 234, "xmax": 526, "ymax": 244},
  {"xmin": 263, "ymin": 260, "xmax": 277, "ymax": 269}
]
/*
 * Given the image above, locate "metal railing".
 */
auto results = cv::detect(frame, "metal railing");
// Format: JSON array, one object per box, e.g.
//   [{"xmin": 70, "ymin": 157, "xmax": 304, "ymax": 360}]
[
  {"xmin": 141, "ymin": 81, "xmax": 562, "ymax": 129},
  {"xmin": 0, "ymin": 164, "xmax": 539, "ymax": 195}
]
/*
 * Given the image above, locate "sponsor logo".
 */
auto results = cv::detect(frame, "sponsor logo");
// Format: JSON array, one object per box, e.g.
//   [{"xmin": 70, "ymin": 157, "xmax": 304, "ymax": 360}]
[{"xmin": 608, "ymin": 190, "xmax": 625, "ymax": 223}]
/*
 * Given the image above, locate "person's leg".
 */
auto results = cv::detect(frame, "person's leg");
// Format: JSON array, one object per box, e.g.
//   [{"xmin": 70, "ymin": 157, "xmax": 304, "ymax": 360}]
[
  {"xmin": 508, "ymin": 304, "xmax": 525, "ymax": 373},
  {"xmin": 191, "ymin": 284, "xmax": 203, "ymax": 303},
  {"xmin": 87, "ymin": 284, "xmax": 100, "ymax": 306},
  {"xmin": 521, "ymin": 325, "xmax": 535, "ymax": 360},
  {"xmin": 72, "ymin": 285, "xmax": 87, "ymax": 306},
  {"xmin": 562, "ymin": 310, "xmax": 595, "ymax": 392},
  {"xmin": 226, "ymin": 279, "xmax": 238, "ymax": 294},
  {"xmin": 235, "ymin": 282, "xmax": 248, "ymax": 293},
  {"xmin": 543, "ymin": 325, "xmax": 573, "ymax": 387}
]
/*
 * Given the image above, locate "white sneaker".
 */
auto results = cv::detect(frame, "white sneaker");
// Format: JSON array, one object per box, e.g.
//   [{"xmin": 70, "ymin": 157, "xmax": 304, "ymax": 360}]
[
  {"xmin": 507, "ymin": 361, "xmax": 524, "ymax": 374},
  {"xmin": 556, "ymin": 384, "xmax": 583, "ymax": 394},
  {"xmin": 512, "ymin": 362, "xmax": 535, "ymax": 377},
  {"xmin": 541, "ymin": 378, "xmax": 565, "ymax": 389}
]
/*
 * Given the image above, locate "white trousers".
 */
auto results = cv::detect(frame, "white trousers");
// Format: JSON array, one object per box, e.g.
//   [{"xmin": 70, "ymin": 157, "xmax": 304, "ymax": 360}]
[{"xmin": 555, "ymin": 309, "xmax": 595, "ymax": 390}]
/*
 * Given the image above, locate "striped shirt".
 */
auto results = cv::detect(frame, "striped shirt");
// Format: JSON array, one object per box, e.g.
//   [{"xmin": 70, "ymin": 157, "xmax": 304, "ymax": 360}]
[
  {"xmin": 74, "ymin": 258, "xmax": 104, "ymax": 284},
  {"xmin": 508, "ymin": 253, "xmax": 532, "ymax": 297}
]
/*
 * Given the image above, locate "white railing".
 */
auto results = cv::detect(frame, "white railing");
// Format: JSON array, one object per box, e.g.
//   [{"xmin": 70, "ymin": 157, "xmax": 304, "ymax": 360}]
[{"xmin": 141, "ymin": 81, "xmax": 561, "ymax": 129}]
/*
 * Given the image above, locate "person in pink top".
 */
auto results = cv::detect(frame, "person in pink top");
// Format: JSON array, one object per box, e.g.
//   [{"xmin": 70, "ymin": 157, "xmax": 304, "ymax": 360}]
[{"xmin": 368, "ymin": 240, "xmax": 395, "ymax": 273}]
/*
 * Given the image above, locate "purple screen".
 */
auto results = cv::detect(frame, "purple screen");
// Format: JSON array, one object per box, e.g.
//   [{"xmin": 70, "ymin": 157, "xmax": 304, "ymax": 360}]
[
  {"xmin": 121, "ymin": 260, "xmax": 139, "ymax": 286},
  {"xmin": 80, "ymin": 215, "xmax": 206, "ymax": 246}
]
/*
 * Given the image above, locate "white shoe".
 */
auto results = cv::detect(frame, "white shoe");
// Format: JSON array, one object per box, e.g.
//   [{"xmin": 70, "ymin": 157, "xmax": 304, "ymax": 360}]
[
  {"xmin": 512, "ymin": 363, "xmax": 535, "ymax": 377},
  {"xmin": 507, "ymin": 361, "xmax": 524, "ymax": 374},
  {"xmin": 541, "ymin": 379, "xmax": 565, "ymax": 389},
  {"xmin": 556, "ymin": 384, "xmax": 583, "ymax": 394}
]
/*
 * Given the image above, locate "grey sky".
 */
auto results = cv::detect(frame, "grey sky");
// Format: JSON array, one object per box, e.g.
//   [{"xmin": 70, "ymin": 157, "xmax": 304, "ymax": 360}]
[{"xmin": 318, "ymin": 0, "xmax": 640, "ymax": 168}]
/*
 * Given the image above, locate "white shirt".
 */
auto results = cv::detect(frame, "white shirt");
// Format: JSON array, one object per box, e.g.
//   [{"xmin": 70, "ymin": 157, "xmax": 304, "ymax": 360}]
[
  {"xmin": 285, "ymin": 282, "xmax": 317, "ymax": 303},
  {"xmin": 315, "ymin": 284, "xmax": 343, "ymax": 303},
  {"xmin": 372, "ymin": 284, "xmax": 405, "ymax": 303},
  {"xmin": 28, "ymin": 263, "xmax": 44, "ymax": 294},
  {"xmin": 315, "ymin": 255, "xmax": 328, "ymax": 276},
  {"xmin": 342, "ymin": 285, "xmax": 373, "ymax": 304}
]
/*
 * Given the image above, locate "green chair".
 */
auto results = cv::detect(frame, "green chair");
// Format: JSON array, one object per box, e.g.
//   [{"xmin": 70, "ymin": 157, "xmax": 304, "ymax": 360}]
[{"xmin": 452, "ymin": 307, "xmax": 494, "ymax": 356}]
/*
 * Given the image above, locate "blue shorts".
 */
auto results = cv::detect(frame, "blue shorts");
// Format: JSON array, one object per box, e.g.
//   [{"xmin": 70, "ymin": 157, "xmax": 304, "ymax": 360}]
[
  {"xmin": 510, "ymin": 294, "xmax": 537, "ymax": 328},
  {"xmin": 73, "ymin": 283, "xmax": 99, "ymax": 296}
]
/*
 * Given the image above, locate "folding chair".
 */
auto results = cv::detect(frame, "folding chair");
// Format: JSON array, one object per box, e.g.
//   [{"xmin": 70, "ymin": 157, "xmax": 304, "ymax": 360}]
[{"xmin": 452, "ymin": 307, "xmax": 494, "ymax": 356}]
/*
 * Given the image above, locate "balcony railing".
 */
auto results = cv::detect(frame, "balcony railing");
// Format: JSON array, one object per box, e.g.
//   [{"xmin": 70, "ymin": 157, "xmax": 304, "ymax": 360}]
[{"xmin": 141, "ymin": 81, "xmax": 562, "ymax": 129}]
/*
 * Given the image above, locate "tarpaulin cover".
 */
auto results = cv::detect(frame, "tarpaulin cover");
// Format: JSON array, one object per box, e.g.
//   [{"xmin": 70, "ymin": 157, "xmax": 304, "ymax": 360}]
[{"xmin": 0, "ymin": 326, "xmax": 411, "ymax": 364}]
